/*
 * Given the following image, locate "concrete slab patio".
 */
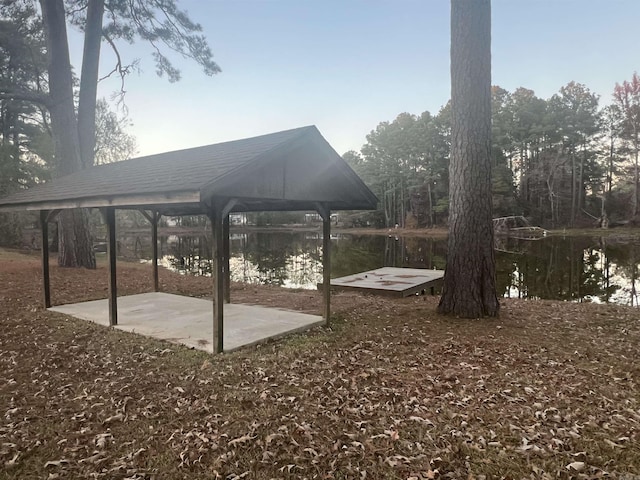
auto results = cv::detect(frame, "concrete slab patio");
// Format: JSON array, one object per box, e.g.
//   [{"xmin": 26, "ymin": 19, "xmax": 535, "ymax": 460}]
[{"xmin": 49, "ymin": 292, "xmax": 324, "ymax": 353}]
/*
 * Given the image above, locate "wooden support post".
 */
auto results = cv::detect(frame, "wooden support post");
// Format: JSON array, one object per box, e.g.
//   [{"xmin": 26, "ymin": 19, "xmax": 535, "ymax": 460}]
[
  {"xmin": 209, "ymin": 207, "xmax": 224, "ymax": 353},
  {"xmin": 208, "ymin": 199, "xmax": 237, "ymax": 353},
  {"xmin": 105, "ymin": 207, "xmax": 118, "ymax": 326},
  {"xmin": 40, "ymin": 210, "xmax": 51, "ymax": 308},
  {"xmin": 151, "ymin": 212, "xmax": 159, "ymax": 292},
  {"xmin": 315, "ymin": 203, "xmax": 331, "ymax": 325},
  {"xmin": 138, "ymin": 209, "xmax": 160, "ymax": 292},
  {"xmin": 223, "ymin": 215, "xmax": 231, "ymax": 304}
]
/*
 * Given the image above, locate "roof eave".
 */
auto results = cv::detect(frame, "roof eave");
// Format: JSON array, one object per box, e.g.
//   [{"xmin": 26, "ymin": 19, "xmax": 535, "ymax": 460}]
[{"xmin": 0, "ymin": 190, "xmax": 201, "ymax": 212}]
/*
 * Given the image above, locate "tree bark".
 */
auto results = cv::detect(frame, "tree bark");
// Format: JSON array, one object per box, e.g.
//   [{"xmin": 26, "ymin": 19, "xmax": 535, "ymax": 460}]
[
  {"xmin": 78, "ymin": 0, "xmax": 105, "ymax": 168},
  {"xmin": 427, "ymin": 181, "xmax": 434, "ymax": 226},
  {"xmin": 608, "ymin": 135, "xmax": 614, "ymax": 207},
  {"xmin": 578, "ymin": 142, "xmax": 585, "ymax": 220},
  {"xmin": 634, "ymin": 128, "xmax": 639, "ymax": 219},
  {"xmin": 40, "ymin": 0, "xmax": 96, "ymax": 268},
  {"xmin": 570, "ymin": 150, "xmax": 576, "ymax": 227},
  {"xmin": 438, "ymin": 0, "xmax": 499, "ymax": 318}
]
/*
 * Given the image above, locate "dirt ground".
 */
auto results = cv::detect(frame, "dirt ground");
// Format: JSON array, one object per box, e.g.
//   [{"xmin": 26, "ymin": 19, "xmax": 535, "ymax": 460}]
[{"xmin": 1, "ymin": 248, "xmax": 639, "ymax": 479}]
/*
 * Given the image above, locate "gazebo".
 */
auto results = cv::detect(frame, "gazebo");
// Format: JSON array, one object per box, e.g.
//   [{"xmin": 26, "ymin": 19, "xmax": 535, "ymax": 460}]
[{"xmin": 0, "ymin": 126, "xmax": 377, "ymax": 353}]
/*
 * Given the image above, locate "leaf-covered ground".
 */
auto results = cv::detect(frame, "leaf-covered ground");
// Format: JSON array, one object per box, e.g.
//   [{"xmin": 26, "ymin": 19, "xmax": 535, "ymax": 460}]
[{"xmin": 1, "ymin": 248, "xmax": 639, "ymax": 479}]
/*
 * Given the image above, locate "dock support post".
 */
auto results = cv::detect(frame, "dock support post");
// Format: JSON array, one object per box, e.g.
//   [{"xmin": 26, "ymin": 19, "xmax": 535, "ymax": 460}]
[
  {"xmin": 105, "ymin": 207, "xmax": 118, "ymax": 326},
  {"xmin": 315, "ymin": 203, "xmax": 331, "ymax": 325},
  {"xmin": 40, "ymin": 210, "xmax": 51, "ymax": 308}
]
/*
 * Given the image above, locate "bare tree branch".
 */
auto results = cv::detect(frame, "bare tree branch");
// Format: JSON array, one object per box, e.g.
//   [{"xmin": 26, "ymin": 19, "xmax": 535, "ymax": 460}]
[{"xmin": 99, "ymin": 33, "xmax": 138, "ymax": 106}]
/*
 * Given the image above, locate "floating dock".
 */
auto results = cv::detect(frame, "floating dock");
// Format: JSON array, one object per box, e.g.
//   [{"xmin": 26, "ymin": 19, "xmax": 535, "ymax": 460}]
[{"xmin": 329, "ymin": 267, "xmax": 444, "ymax": 297}]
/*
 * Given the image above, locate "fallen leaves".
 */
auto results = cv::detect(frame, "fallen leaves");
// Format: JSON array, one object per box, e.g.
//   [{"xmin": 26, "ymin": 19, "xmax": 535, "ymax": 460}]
[
  {"xmin": 227, "ymin": 434, "xmax": 257, "ymax": 447},
  {"xmin": 1, "ymin": 254, "xmax": 640, "ymax": 478},
  {"xmin": 566, "ymin": 460, "xmax": 586, "ymax": 471},
  {"xmin": 44, "ymin": 459, "xmax": 70, "ymax": 468},
  {"xmin": 103, "ymin": 413, "xmax": 124, "ymax": 424}
]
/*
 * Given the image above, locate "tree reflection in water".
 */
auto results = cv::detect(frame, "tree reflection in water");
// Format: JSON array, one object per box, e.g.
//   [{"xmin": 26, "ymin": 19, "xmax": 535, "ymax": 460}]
[{"xmin": 120, "ymin": 232, "xmax": 639, "ymax": 306}]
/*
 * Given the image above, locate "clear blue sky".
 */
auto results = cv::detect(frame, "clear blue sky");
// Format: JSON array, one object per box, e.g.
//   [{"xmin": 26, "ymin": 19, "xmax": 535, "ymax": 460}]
[{"xmin": 70, "ymin": 0, "xmax": 640, "ymax": 157}]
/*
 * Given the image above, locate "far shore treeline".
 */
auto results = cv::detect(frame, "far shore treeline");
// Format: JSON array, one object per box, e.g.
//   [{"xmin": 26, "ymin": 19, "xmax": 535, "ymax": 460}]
[{"xmin": 344, "ymin": 78, "xmax": 640, "ymax": 231}]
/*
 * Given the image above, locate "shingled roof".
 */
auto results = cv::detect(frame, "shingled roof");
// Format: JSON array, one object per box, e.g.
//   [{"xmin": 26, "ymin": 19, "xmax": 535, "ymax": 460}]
[{"xmin": 0, "ymin": 126, "xmax": 377, "ymax": 215}]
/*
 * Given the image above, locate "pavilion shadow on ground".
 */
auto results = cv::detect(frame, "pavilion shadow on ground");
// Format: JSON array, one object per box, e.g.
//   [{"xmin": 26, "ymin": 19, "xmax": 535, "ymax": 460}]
[{"xmin": 49, "ymin": 292, "xmax": 324, "ymax": 353}]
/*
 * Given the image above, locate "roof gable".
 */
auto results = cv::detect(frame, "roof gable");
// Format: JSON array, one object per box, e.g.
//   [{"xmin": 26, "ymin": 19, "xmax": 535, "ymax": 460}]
[{"xmin": 207, "ymin": 128, "xmax": 376, "ymax": 210}]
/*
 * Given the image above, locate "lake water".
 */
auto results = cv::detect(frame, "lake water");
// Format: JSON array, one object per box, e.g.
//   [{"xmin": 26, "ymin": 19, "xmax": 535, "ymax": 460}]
[{"xmin": 120, "ymin": 231, "xmax": 640, "ymax": 306}]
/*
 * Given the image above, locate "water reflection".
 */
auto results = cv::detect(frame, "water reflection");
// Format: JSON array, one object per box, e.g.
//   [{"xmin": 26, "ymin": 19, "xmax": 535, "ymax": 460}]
[
  {"xmin": 494, "ymin": 236, "xmax": 640, "ymax": 306},
  {"xmin": 230, "ymin": 232, "xmax": 322, "ymax": 288},
  {"xmin": 119, "ymin": 232, "xmax": 640, "ymax": 306}
]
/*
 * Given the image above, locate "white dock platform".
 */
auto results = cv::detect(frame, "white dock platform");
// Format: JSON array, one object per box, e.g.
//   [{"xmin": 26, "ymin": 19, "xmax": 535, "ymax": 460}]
[{"xmin": 329, "ymin": 267, "xmax": 444, "ymax": 297}]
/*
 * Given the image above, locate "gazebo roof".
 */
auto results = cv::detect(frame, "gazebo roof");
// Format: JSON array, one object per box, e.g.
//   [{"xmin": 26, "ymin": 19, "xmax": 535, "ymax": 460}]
[{"xmin": 0, "ymin": 126, "xmax": 377, "ymax": 215}]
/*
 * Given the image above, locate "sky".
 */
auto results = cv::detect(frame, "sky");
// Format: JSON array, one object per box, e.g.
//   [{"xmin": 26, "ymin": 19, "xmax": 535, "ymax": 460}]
[{"xmin": 68, "ymin": 0, "xmax": 640, "ymax": 158}]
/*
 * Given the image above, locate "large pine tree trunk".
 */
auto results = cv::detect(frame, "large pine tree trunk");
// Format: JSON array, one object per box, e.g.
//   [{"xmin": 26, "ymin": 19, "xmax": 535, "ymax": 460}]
[
  {"xmin": 78, "ymin": 0, "xmax": 105, "ymax": 169},
  {"xmin": 578, "ymin": 143, "xmax": 585, "ymax": 220},
  {"xmin": 438, "ymin": 0, "xmax": 499, "ymax": 318},
  {"xmin": 40, "ymin": 0, "xmax": 96, "ymax": 268},
  {"xmin": 570, "ymin": 151, "xmax": 576, "ymax": 227}
]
